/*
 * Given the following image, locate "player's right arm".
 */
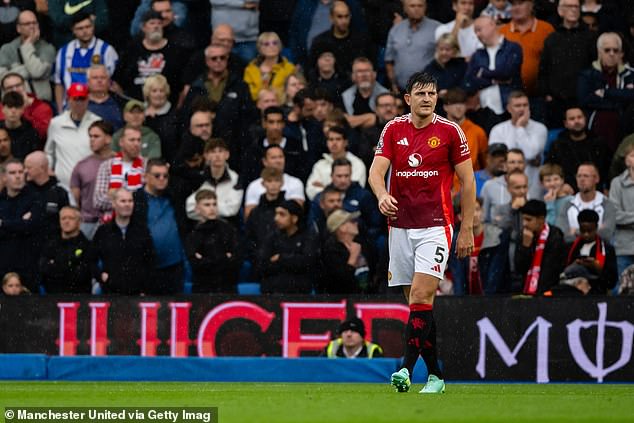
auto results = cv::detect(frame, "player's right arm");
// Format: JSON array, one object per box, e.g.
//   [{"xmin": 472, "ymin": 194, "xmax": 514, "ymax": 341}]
[{"xmin": 369, "ymin": 156, "xmax": 398, "ymax": 218}]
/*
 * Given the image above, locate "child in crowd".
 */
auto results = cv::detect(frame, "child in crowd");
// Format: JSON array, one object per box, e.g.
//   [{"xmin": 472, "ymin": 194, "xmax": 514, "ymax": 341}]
[
  {"xmin": 185, "ymin": 190, "xmax": 239, "ymax": 294},
  {"xmin": 481, "ymin": 0, "xmax": 512, "ymax": 24},
  {"xmin": 540, "ymin": 163, "xmax": 573, "ymax": 226},
  {"xmin": 1, "ymin": 272, "xmax": 30, "ymax": 296}
]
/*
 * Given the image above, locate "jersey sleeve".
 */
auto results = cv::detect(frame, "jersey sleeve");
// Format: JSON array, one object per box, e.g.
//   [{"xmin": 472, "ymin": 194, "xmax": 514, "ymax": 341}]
[
  {"xmin": 375, "ymin": 119, "xmax": 396, "ymax": 161},
  {"xmin": 449, "ymin": 123, "xmax": 471, "ymax": 166}
]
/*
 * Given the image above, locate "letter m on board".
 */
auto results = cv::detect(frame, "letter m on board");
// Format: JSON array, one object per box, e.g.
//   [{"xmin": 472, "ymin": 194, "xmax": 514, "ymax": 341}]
[{"xmin": 475, "ymin": 317, "xmax": 552, "ymax": 383}]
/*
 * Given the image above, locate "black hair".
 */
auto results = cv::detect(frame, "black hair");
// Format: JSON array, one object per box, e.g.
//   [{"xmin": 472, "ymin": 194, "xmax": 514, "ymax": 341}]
[
  {"xmin": 405, "ymin": 72, "xmax": 438, "ymax": 94},
  {"xmin": 577, "ymin": 209, "xmax": 599, "ymax": 225},
  {"xmin": 263, "ymin": 106, "xmax": 285, "ymax": 120},
  {"xmin": 89, "ymin": 120, "xmax": 114, "ymax": 136},
  {"xmin": 1, "ymin": 91, "xmax": 24, "ymax": 108},
  {"xmin": 327, "ymin": 126, "xmax": 347, "ymax": 139}
]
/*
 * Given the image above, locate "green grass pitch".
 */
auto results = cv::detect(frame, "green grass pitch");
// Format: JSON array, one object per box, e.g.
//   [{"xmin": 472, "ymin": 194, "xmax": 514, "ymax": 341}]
[{"xmin": 1, "ymin": 382, "xmax": 633, "ymax": 423}]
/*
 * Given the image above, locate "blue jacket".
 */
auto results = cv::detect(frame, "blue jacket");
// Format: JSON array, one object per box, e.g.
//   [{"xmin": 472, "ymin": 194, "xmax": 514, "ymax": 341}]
[
  {"xmin": 463, "ymin": 38, "xmax": 523, "ymax": 110},
  {"xmin": 288, "ymin": 0, "xmax": 366, "ymax": 67},
  {"xmin": 577, "ymin": 61, "xmax": 634, "ymax": 114}
]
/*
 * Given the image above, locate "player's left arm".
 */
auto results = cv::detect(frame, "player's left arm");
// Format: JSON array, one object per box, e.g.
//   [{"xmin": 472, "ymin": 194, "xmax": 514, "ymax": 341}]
[{"xmin": 455, "ymin": 159, "xmax": 476, "ymax": 259}]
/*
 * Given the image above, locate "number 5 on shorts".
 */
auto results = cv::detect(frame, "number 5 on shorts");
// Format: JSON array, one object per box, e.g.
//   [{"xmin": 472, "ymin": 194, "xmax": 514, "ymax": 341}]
[{"xmin": 434, "ymin": 246, "xmax": 445, "ymax": 263}]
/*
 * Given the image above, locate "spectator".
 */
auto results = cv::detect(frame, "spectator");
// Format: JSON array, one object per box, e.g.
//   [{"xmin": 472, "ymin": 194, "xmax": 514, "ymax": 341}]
[
  {"xmin": 499, "ymin": 0, "xmax": 555, "ymax": 97},
  {"xmin": 93, "ymin": 126, "xmax": 146, "ymax": 221},
  {"xmin": 184, "ymin": 43, "xmax": 256, "ymax": 170},
  {"xmin": 545, "ymin": 106, "xmax": 611, "ymax": 191},
  {"xmin": 539, "ymin": 163, "xmax": 573, "ymax": 226},
  {"xmin": 0, "ymin": 72, "xmax": 52, "ymax": 141},
  {"xmin": 435, "ymin": 0, "xmax": 482, "ymax": 59},
  {"xmin": 306, "ymin": 126, "xmax": 366, "ymax": 200},
  {"xmin": 132, "ymin": 158, "xmax": 187, "ymax": 294},
  {"xmin": 39, "ymin": 205, "xmax": 97, "ymax": 294},
  {"xmin": 185, "ymin": 138, "xmax": 243, "ymax": 226},
  {"xmin": 385, "ymin": 0, "xmax": 440, "ymax": 92},
  {"xmin": 53, "ymin": 13, "xmax": 118, "ymax": 113},
  {"xmin": 481, "ymin": 0, "xmax": 512, "ymax": 24},
  {"xmin": 465, "ymin": 15, "xmax": 523, "ymax": 116},
  {"xmin": 286, "ymin": 88, "xmax": 327, "ymax": 166},
  {"xmin": 489, "ymin": 90, "xmax": 547, "ymax": 199},
  {"xmin": 241, "ymin": 106, "xmax": 307, "ymax": 186},
  {"xmin": 307, "ymin": 51, "xmax": 350, "ymax": 107},
  {"xmin": 1, "ymin": 91, "xmax": 39, "ymax": 159},
  {"xmin": 543, "ymin": 263, "xmax": 594, "ymax": 296},
  {"xmin": 307, "ymin": 184, "xmax": 343, "ymax": 243},
  {"xmin": 581, "ymin": 11, "xmax": 600, "ymax": 32},
  {"xmin": 443, "ymin": 87, "xmax": 488, "ymax": 173},
  {"xmin": 320, "ymin": 209, "xmax": 374, "ymax": 294},
  {"xmin": 565, "ymin": 208, "xmax": 617, "ymax": 294},
  {"xmin": 185, "ymin": 189, "xmax": 240, "ymax": 293},
  {"xmin": 210, "ymin": 0, "xmax": 260, "ymax": 63},
  {"xmin": 24, "ymin": 150, "xmax": 70, "ymax": 237},
  {"xmin": 341, "ymin": 57, "xmax": 388, "ymax": 119},
  {"xmin": 282, "ymin": 72, "xmax": 307, "ymax": 114},
  {"xmin": 556, "ymin": 162, "xmax": 616, "ymax": 242},
  {"xmin": 515, "ymin": 199, "xmax": 566, "ymax": 294},
  {"xmin": 45, "ymin": 83, "xmax": 101, "ymax": 190},
  {"xmin": 608, "ymin": 143, "xmax": 634, "ymax": 281},
  {"xmin": 244, "ymin": 145, "xmax": 306, "ymax": 219},
  {"xmin": 610, "ymin": 132, "xmax": 634, "ymax": 181},
  {"xmin": 86, "ymin": 64, "xmax": 123, "ymax": 130},
  {"xmin": 93, "ymin": 188, "xmax": 154, "ymax": 294},
  {"xmin": 70, "ymin": 120, "xmax": 114, "ymax": 239},
  {"xmin": 358, "ymin": 93, "xmax": 398, "ymax": 169},
  {"xmin": 245, "ymin": 167, "xmax": 286, "ymax": 261},
  {"xmin": 48, "ymin": 0, "xmax": 109, "ymax": 48},
  {"xmin": 448, "ymin": 197, "xmax": 509, "ymax": 295},
  {"xmin": 257, "ymin": 199, "xmax": 320, "ymax": 294},
  {"xmin": 537, "ymin": 0, "xmax": 595, "ymax": 128},
  {"xmin": 131, "ymin": 0, "xmax": 195, "ymax": 53},
  {"xmin": 288, "ymin": 0, "xmax": 366, "ymax": 68},
  {"xmin": 0, "ymin": 159, "xmax": 44, "ymax": 292},
  {"xmin": 490, "ymin": 168, "xmax": 529, "ymax": 230},
  {"xmin": 243, "ymin": 31, "xmax": 295, "ymax": 102},
  {"xmin": 112, "ymin": 100, "xmax": 162, "ymax": 160},
  {"xmin": 115, "ymin": 11, "xmax": 185, "ymax": 105},
  {"xmin": 0, "ymin": 10, "xmax": 56, "ymax": 102},
  {"xmin": 312, "ymin": 87, "xmax": 336, "ymax": 124},
  {"xmin": 475, "ymin": 143, "xmax": 507, "ymax": 197},
  {"xmin": 143, "ymin": 74, "xmax": 180, "ymax": 161},
  {"xmin": 324, "ymin": 317, "xmax": 384, "ymax": 358},
  {"xmin": 481, "ymin": 147, "xmax": 526, "ymax": 222},
  {"xmin": 0, "ymin": 128, "xmax": 12, "ymax": 166},
  {"xmin": 308, "ymin": 1, "xmax": 375, "ymax": 76},
  {"xmin": 578, "ymin": 32, "xmax": 634, "ymax": 153},
  {"xmin": 424, "ymin": 33, "xmax": 468, "ymax": 112},
  {"xmin": 1, "ymin": 271, "xmax": 29, "ymax": 296}
]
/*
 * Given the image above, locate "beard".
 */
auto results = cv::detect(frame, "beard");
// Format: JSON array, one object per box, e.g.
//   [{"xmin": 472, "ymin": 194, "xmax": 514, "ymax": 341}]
[
  {"xmin": 147, "ymin": 30, "xmax": 164, "ymax": 43},
  {"xmin": 568, "ymin": 127, "xmax": 586, "ymax": 138}
]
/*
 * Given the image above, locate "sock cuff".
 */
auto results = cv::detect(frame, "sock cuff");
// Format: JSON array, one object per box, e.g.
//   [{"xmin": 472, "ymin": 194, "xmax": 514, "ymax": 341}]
[{"xmin": 410, "ymin": 303, "xmax": 433, "ymax": 312}]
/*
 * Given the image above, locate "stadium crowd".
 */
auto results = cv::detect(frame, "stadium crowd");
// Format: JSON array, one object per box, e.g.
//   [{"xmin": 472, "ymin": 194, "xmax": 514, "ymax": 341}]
[{"xmin": 0, "ymin": 0, "xmax": 633, "ymax": 297}]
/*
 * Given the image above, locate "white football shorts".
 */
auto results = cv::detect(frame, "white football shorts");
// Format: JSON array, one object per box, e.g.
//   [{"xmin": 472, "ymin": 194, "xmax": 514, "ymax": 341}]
[{"xmin": 387, "ymin": 225, "xmax": 453, "ymax": 286}]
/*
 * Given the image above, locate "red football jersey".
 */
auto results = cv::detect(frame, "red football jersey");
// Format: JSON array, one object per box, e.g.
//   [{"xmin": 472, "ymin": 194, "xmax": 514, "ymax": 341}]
[{"xmin": 375, "ymin": 113, "xmax": 471, "ymax": 229}]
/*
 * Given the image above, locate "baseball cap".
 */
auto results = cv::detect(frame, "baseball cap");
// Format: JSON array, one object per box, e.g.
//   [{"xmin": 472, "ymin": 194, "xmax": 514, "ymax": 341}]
[
  {"xmin": 327, "ymin": 209, "xmax": 361, "ymax": 233},
  {"xmin": 278, "ymin": 200, "xmax": 303, "ymax": 219},
  {"xmin": 66, "ymin": 83, "xmax": 88, "ymax": 98},
  {"xmin": 563, "ymin": 263, "xmax": 598, "ymax": 281},
  {"xmin": 338, "ymin": 317, "xmax": 365, "ymax": 338},
  {"xmin": 519, "ymin": 199, "xmax": 547, "ymax": 217},
  {"xmin": 142, "ymin": 10, "xmax": 163, "ymax": 23},
  {"xmin": 124, "ymin": 99, "xmax": 145, "ymax": 113},
  {"xmin": 487, "ymin": 143, "xmax": 508, "ymax": 156}
]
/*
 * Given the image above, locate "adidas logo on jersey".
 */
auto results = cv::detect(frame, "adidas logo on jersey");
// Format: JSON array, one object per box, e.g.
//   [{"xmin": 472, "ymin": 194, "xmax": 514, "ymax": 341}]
[
  {"xmin": 397, "ymin": 137, "xmax": 409, "ymax": 146},
  {"xmin": 431, "ymin": 264, "xmax": 442, "ymax": 273}
]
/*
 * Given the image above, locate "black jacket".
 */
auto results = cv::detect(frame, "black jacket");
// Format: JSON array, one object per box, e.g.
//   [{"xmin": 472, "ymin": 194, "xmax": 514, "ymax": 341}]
[
  {"xmin": 245, "ymin": 192, "xmax": 285, "ymax": 261},
  {"xmin": 319, "ymin": 234, "xmax": 375, "ymax": 294},
  {"xmin": 39, "ymin": 232, "xmax": 98, "ymax": 294},
  {"xmin": 308, "ymin": 27, "xmax": 376, "ymax": 75},
  {"xmin": 3, "ymin": 119, "xmax": 39, "ymax": 159},
  {"xmin": 257, "ymin": 226, "xmax": 320, "ymax": 294},
  {"xmin": 185, "ymin": 219, "xmax": 240, "ymax": 293},
  {"xmin": 93, "ymin": 220, "xmax": 155, "ymax": 294},
  {"xmin": 515, "ymin": 224, "xmax": 567, "ymax": 294},
  {"xmin": 566, "ymin": 237, "xmax": 618, "ymax": 294},
  {"xmin": 27, "ymin": 177, "xmax": 69, "ymax": 240},
  {"xmin": 144, "ymin": 107, "xmax": 182, "ymax": 162},
  {"xmin": 240, "ymin": 135, "xmax": 309, "ymax": 187}
]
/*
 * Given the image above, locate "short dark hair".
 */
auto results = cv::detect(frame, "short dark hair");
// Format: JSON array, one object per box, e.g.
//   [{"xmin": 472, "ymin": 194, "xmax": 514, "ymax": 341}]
[
  {"xmin": 263, "ymin": 106, "xmax": 285, "ymax": 120},
  {"xmin": 292, "ymin": 88, "xmax": 314, "ymax": 107},
  {"xmin": 444, "ymin": 87, "xmax": 467, "ymax": 105},
  {"xmin": 312, "ymin": 87, "xmax": 334, "ymax": 103},
  {"xmin": 405, "ymin": 72, "xmax": 437, "ymax": 94},
  {"xmin": 195, "ymin": 189, "xmax": 217, "ymax": 203},
  {"xmin": 204, "ymin": 138, "xmax": 229, "ymax": 153},
  {"xmin": 122, "ymin": 124, "xmax": 142, "ymax": 139},
  {"xmin": 89, "ymin": 120, "xmax": 114, "ymax": 136},
  {"xmin": 146, "ymin": 158, "xmax": 168, "ymax": 172},
  {"xmin": 508, "ymin": 148, "xmax": 525, "ymax": 158},
  {"xmin": 577, "ymin": 209, "xmax": 599, "ymax": 225},
  {"xmin": 264, "ymin": 144, "xmax": 285, "ymax": 157},
  {"xmin": 331, "ymin": 157, "xmax": 351, "ymax": 173},
  {"xmin": 2, "ymin": 91, "xmax": 24, "ymax": 108},
  {"xmin": 71, "ymin": 12, "xmax": 92, "ymax": 28},
  {"xmin": 327, "ymin": 126, "xmax": 347, "ymax": 140},
  {"xmin": 321, "ymin": 185, "xmax": 342, "ymax": 199},
  {"xmin": 375, "ymin": 92, "xmax": 395, "ymax": 107}
]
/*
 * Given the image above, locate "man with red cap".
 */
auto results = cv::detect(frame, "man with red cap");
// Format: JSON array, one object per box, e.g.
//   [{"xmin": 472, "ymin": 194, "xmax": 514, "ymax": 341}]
[{"xmin": 44, "ymin": 82, "xmax": 101, "ymax": 190}]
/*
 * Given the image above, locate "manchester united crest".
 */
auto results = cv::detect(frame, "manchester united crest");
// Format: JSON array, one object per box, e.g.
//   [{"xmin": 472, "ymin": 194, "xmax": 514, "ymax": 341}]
[{"xmin": 427, "ymin": 137, "xmax": 441, "ymax": 148}]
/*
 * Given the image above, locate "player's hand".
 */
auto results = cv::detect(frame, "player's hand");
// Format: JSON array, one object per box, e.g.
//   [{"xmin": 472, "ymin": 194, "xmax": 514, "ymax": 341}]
[
  {"xmin": 378, "ymin": 193, "xmax": 398, "ymax": 218},
  {"xmin": 456, "ymin": 227, "xmax": 474, "ymax": 259}
]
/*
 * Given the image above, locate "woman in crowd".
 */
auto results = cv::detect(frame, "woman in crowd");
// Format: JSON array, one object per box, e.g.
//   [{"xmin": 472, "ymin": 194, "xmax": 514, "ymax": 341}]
[{"xmin": 244, "ymin": 32, "xmax": 296, "ymax": 101}]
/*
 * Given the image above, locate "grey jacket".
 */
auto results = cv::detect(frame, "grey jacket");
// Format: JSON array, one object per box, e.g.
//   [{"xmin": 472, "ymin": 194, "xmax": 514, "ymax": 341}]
[
  {"xmin": 480, "ymin": 175, "xmax": 509, "ymax": 224},
  {"xmin": 609, "ymin": 171, "xmax": 634, "ymax": 255},
  {"xmin": 555, "ymin": 192, "xmax": 617, "ymax": 243},
  {"xmin": 0, "ymin": 37, "xmax": 56, "ymax": 101},
  {"xmin": 210, "ymin": 0, "xmax": 260, "ymax": 42},
  {"xmin": 341, "ymin": 82, "xmax": 389, "ymax": 115}
]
